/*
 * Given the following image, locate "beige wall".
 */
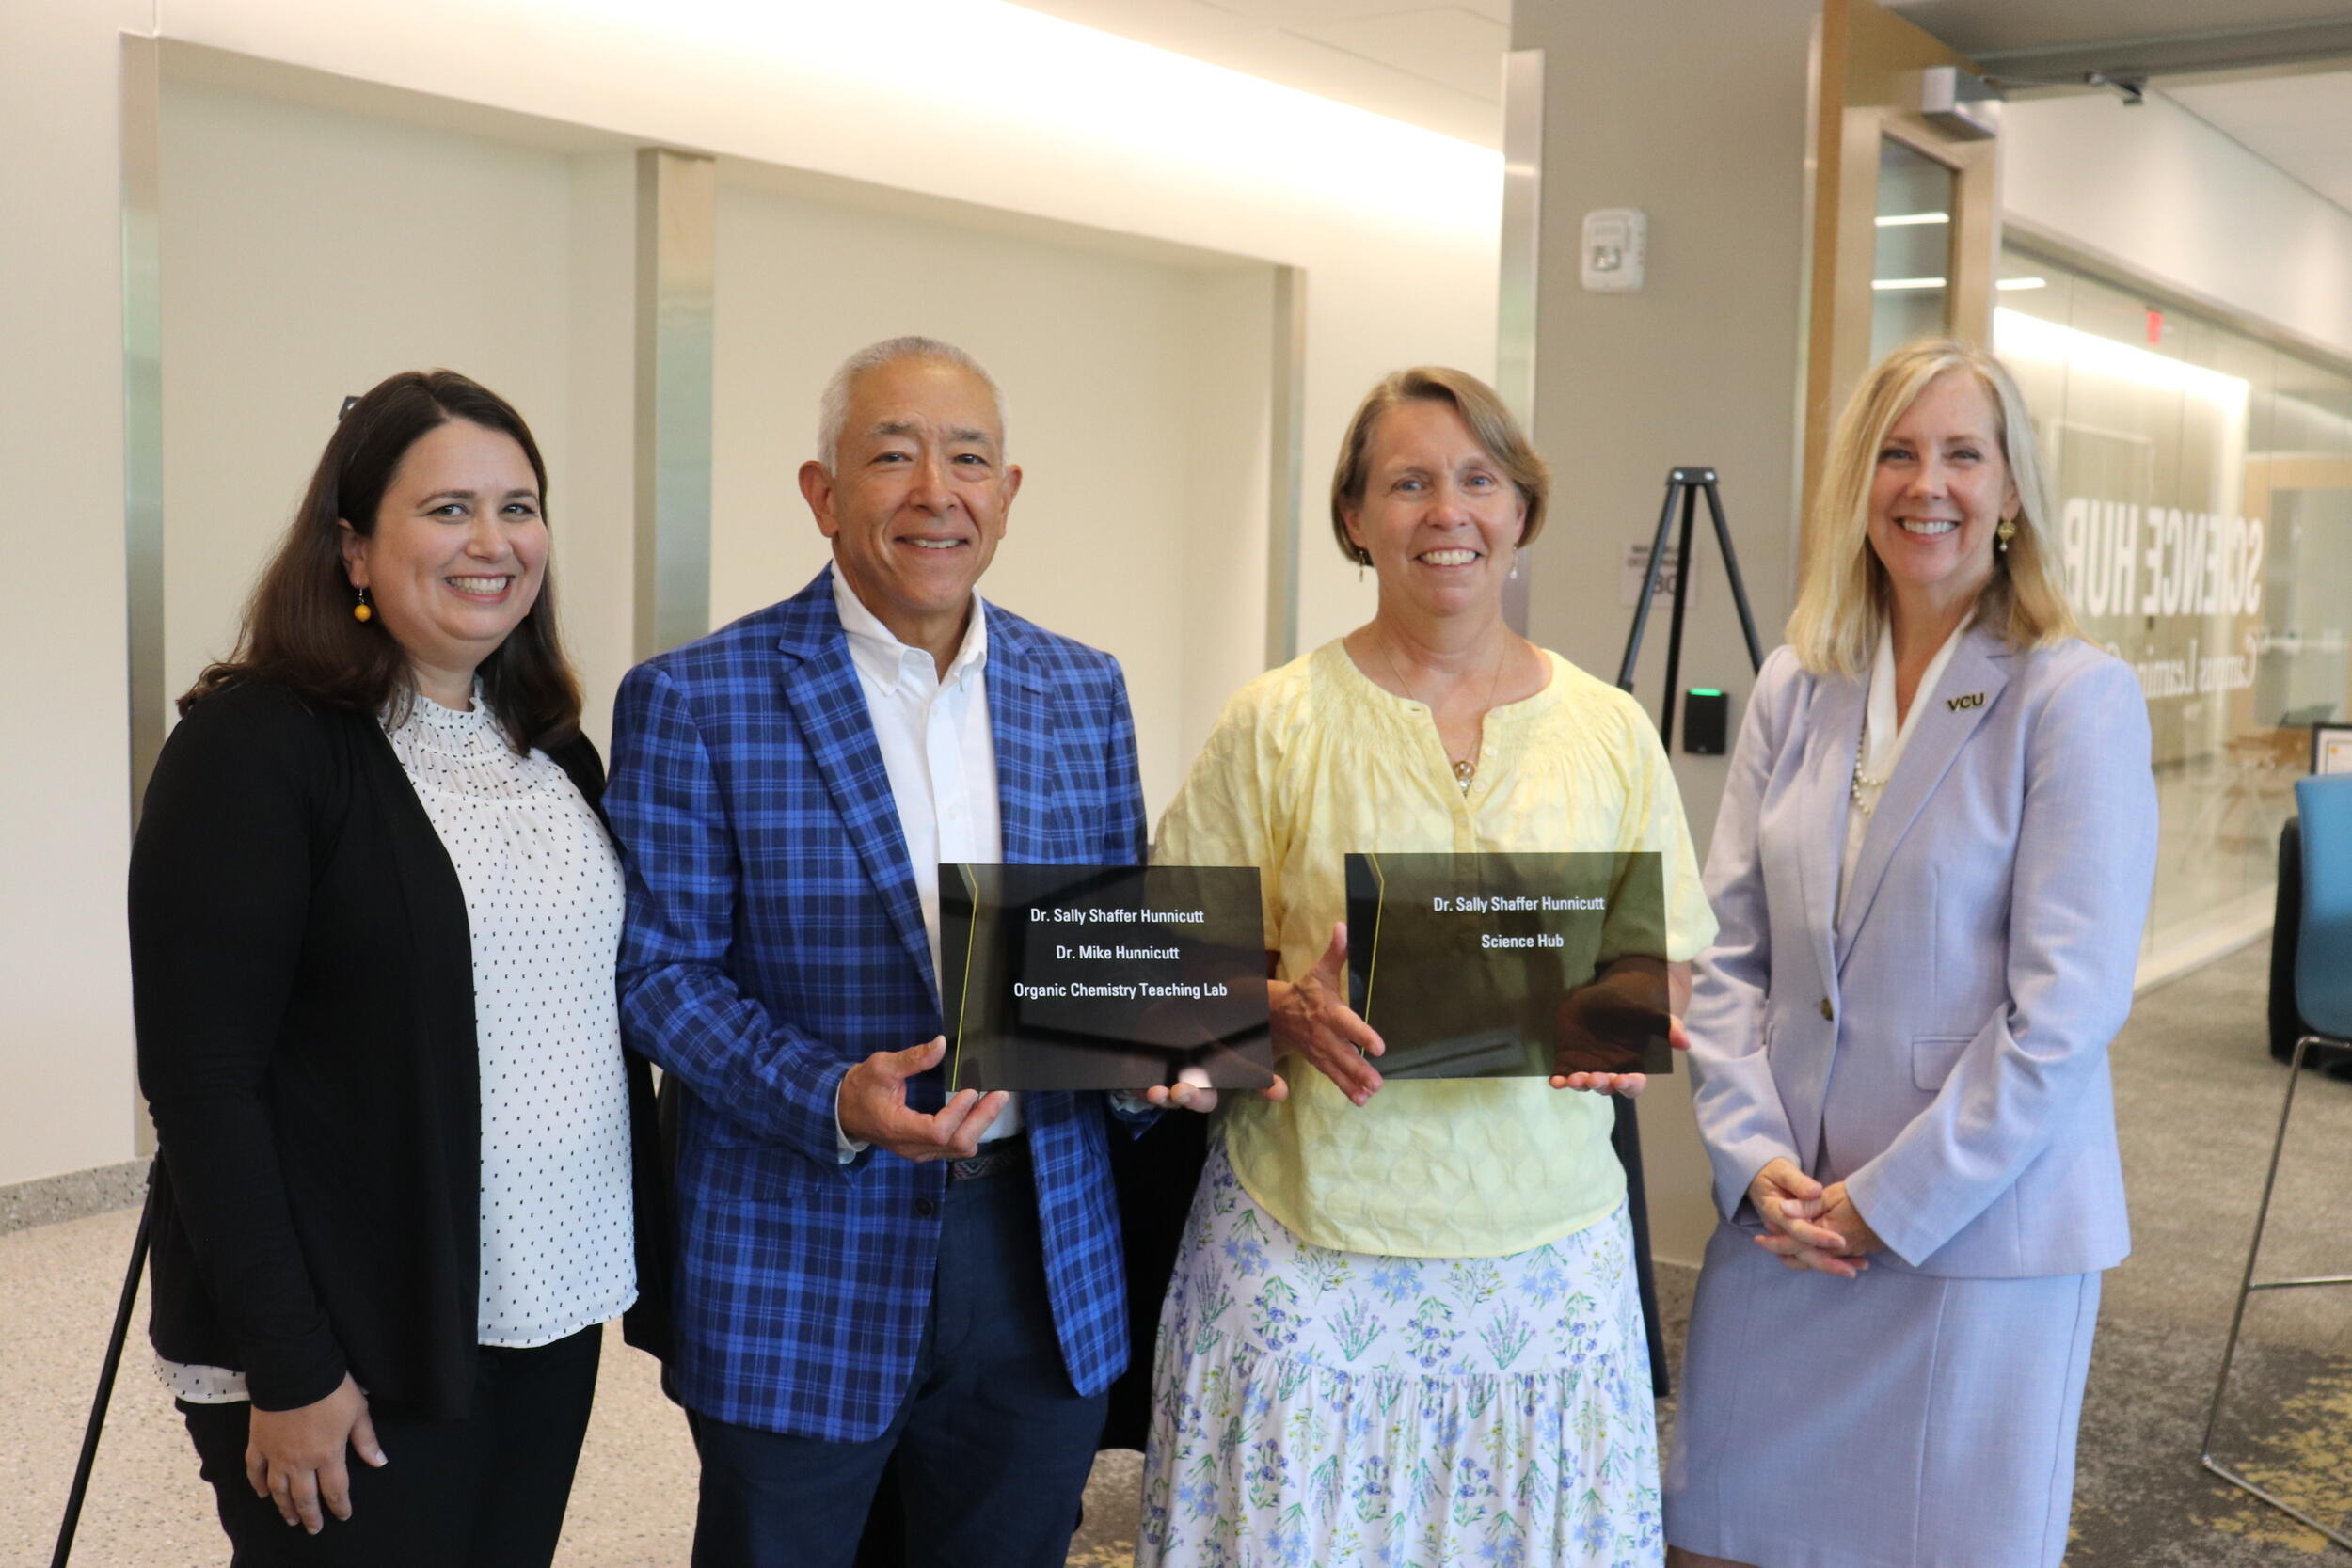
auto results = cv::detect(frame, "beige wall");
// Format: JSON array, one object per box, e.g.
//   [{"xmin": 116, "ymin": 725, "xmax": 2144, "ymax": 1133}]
[
  {"xmin": 148, "ymin": 0, "xmax": 1502, "ymax": 661},
  {"xmin": 154, "ymin": 85, "xmax": 1276, "ymax": 880},
  {"xmin": 707, "ymin": 181, "xmax": 1272, "ymax": 818},
  {"xmin": 0, "ymin": 1, "xmax": 1500, "ymax": 1188},
  {"xmin": 0, "ymin": 0, "xmax": 150, "ymax": 1191},
  {"xmin": 1511, "ymin": 0, "xmax": 1820, "ymax": 1266},
  {"xmin": 156, "ymin": 82, "xmax": 637, "ymax": 757},
  {"xmin": 1180, "ymin": 269, "xmax": 1279, "ymax": 771}
]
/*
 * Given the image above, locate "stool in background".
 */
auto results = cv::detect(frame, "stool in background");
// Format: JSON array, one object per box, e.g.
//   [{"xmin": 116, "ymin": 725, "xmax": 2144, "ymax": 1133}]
[
  {"xmin": 2268, "ymin": 817, "xmax": 2302, "ymax": 1060},
  {"xmin": 2202, "ymin": 773, "xmax": 2352, "ymax": 1546}
]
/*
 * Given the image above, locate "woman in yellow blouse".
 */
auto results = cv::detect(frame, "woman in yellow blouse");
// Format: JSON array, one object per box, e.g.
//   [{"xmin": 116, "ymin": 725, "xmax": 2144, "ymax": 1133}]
[{"xmin": 1136, "ymin": 367, "xmax": 1716, "ymax": 1568}]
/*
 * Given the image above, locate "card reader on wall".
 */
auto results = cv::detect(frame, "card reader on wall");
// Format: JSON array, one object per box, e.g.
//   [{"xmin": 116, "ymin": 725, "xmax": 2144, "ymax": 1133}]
[
  {"xmin": 1684, "ymin": 689, "xmax": 1728, "ymax": 754},
  {"xmin": 1581, "ymin": 208, "xmax": 1645, "ymax": 292}
]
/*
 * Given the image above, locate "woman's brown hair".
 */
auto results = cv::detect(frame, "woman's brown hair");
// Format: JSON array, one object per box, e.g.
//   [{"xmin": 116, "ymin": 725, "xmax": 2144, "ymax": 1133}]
[
  {"xmin": 181, "ymin": 370, "xmax": 582, "ymax": 752},
  {"xmin": 1328, "ymin": 366, "xmax": 1550, "ymax": 565}
]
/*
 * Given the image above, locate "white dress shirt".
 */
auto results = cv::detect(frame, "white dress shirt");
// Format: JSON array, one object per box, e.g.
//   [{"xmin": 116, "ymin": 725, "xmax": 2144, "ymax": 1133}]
[{"xmin": 833, "ymin": 569, "xmax": 1022, "ymax": 1148}]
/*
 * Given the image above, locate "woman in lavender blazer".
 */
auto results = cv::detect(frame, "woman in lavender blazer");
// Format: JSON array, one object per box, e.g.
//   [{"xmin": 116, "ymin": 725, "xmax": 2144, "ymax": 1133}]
[{"xmin": 1664, "ymin": 340, "xmax": 2158, "ymax": 1568}]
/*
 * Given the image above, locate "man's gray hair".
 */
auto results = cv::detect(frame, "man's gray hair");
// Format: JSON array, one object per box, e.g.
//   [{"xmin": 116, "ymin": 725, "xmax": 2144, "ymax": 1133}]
[{"xmin": 816, "ymin": 336, "xmax": 1009, "ymax": 472}]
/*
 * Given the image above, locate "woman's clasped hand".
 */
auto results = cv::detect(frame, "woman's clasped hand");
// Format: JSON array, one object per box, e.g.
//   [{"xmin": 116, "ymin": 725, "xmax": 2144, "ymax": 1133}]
[{"xmin": 1745, "ymin": 1157, "xmax": 1885, "ymax": 1278}]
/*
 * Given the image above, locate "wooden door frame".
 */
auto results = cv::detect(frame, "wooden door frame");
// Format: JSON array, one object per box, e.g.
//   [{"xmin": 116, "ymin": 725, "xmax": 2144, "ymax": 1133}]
[{"xmin": 1804, "ymin": 0, "xmax": 2000, "ymax": 540}]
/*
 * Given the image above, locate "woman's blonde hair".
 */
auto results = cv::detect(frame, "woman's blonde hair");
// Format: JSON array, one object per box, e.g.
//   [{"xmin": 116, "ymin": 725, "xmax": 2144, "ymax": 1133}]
[
  {"xmin": 1788, "ymin": 338, "xmax": 2078, "ymax": 676},
  {"xmin": 1328, "ymin": 366, "xmax": 1549, "ymax": 564}
]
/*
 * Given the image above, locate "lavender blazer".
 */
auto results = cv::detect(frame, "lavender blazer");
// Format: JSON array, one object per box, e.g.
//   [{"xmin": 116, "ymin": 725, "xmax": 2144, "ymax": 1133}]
[{"xmin": 1686, "ymin": 626, "xmax": 2157, "ymax": 1276}]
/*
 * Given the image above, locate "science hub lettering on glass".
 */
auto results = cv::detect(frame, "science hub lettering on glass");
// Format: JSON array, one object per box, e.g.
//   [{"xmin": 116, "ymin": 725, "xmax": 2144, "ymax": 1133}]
[{"xmin": 2058, "ymin": 496, "xmax": 2267, "ymax": 701}]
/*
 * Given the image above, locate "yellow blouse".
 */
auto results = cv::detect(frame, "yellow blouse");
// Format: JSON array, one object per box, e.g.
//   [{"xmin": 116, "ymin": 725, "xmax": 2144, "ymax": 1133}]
[{"xmin": 1153, "ymin": 639, "xmax": 1718, "ymax": 1258}]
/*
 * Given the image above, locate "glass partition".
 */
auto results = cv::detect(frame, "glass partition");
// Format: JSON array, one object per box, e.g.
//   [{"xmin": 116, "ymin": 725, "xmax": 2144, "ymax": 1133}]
[
  {"xmin": 1995, "ymin": 245, "xmax": 2352, "ymax": 970},
  {"xmin": 1871, "ymin": 139, "xmax": 1955, "ymax": 362}
]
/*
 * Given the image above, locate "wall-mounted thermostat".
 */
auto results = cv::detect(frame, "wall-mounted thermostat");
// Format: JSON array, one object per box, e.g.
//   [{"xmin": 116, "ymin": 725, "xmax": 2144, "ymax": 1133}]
[{"xmin": 1581, "ymin": 207, "xmax": 1646, "ymax": 292}]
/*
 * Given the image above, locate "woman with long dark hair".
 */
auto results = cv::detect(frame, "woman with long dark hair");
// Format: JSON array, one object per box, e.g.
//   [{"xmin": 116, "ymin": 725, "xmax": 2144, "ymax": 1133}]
[{"xmin": 130, "ymin": 370, "xmax": 667, "ymax": 1565}]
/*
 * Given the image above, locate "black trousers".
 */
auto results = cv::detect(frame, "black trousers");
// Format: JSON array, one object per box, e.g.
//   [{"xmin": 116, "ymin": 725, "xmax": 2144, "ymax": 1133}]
[
  {"xmin": 179, "ymin": 1323, "xmax": 602, "ymax": 1567},
  {"xmin": 690, "ymin": 1163, "xmax": 1109, "ymax": 1568}
]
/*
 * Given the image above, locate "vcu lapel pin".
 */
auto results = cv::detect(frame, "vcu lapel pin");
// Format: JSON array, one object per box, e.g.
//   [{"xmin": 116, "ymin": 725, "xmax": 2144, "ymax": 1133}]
[{"xmin": 1947, "ymin": 692, "xmax": 1986, "ymax": 712}]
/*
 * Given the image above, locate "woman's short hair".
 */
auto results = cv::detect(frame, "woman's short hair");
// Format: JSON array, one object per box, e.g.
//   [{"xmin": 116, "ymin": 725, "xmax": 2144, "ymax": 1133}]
[
  {"xmin": 1788, "ymin": 339, "xmax": 2079, "ymax": 676},
  {"xmin": 181, "ymin": 370, "xmax": 582, "ymax": 752},
  {"xmin": 1329, "ymin": 367, "xmax": 1549, "ymax": 565}
]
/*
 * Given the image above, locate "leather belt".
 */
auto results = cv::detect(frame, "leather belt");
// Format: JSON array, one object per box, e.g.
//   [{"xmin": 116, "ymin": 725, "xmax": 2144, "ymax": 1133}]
[{"xmin": 947, "ymin": 1135, "xmax": 1028, "ymax": 1184}]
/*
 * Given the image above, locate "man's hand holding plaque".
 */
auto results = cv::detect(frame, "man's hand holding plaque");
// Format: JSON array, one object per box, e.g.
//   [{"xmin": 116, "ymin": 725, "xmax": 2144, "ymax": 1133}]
[
  {"xmin": 941, "ymin": 864, "xmax": 1278, "ymax": 1095},
  {"xmin": 839, "ymin": 1036, "xmax": 1013, "ymax": 1159}
]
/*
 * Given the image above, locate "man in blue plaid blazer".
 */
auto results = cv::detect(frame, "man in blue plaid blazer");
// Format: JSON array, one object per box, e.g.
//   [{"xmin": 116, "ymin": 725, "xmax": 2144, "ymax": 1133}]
[{"xmin": 606, "ymin": 339, "xmax": 1210, "ymax": 1568}]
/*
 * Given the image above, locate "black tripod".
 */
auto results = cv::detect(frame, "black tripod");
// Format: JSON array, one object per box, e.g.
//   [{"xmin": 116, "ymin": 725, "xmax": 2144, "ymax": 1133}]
[
  {"xmin": 1605, "ymin": 467, "xmax": 1763, "ymax": 1401},
  {"xmin": 49, "ymin": 1169, "xmax": 154, "ymax": 1568},
  {"xmin": 1617, "ymin": 466, "xmax": 1765, "ymax": 734}
]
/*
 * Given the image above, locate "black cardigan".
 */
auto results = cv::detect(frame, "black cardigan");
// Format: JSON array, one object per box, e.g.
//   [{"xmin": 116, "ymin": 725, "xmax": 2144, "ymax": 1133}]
[{"xmin": 129, "ymin": 679, "xmax": 670, "ymax": 1418}]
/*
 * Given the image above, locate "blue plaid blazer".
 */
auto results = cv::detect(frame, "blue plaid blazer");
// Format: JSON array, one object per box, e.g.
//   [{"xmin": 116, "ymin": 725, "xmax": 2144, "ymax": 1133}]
[{"xmin": 605, "ymin": 566, "xmax": 1148, "ymax": 1439}]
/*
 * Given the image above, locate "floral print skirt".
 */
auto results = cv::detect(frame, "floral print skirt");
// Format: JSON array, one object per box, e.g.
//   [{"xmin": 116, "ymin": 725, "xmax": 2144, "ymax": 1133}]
[{"xmin": 1137, "ymin": 1144, "xmax": 1661, "ymax": 1568}]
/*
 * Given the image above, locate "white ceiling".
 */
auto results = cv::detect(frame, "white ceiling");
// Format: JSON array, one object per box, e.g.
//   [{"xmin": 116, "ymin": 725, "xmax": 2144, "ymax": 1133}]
[
  {"xmin": 1010, "ymin": 1, "xmax": 2352, "ymax": 217},
  {"xmin": 2166, "ymin": 68, "xmax": 2352, "ymax": 216},
  {"xmin": 1008, "ymin": 0, "xmax": 1509, "ymax": 146},
  {"xmin": 1883, "ymin": 0, "xmax": 2352, "ymax": 59},
  {"xmin": 1889, "ymin": 0, "xmax": 2352, "ymax": 216}
]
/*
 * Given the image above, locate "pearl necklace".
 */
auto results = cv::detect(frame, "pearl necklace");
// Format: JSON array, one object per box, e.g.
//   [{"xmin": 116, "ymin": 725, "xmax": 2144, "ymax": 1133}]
[{"xmin": 1851, "ymin": 717, "xmax": 1890, "ymax": 816}]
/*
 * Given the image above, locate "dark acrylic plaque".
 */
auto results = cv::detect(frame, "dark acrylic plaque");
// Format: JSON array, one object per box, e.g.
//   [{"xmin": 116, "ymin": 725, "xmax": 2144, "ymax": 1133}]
[
  {"xmin": 1343, "ymin": 850, "xmax": 1673, "ymax": 1080},
  {"xmin": 941, "ymin": 863, "xmax": 1275, "ymax": 1093}
]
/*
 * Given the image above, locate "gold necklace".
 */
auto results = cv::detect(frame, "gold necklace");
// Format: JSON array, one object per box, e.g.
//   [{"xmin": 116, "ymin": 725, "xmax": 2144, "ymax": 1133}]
[{"xmin": 1376, "ymin": 631, "xmax": 1510, "ymax": 791}]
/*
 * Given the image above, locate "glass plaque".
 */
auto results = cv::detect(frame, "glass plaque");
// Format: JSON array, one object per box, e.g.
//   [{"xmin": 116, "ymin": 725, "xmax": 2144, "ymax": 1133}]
[
  {"xmin": 1343, "ymin": 850, "xmax": 1672, "ymax": 1080},
  {"xmin": 941, "ymin": 863, "xmax": 1275, "ymax": 1092}
]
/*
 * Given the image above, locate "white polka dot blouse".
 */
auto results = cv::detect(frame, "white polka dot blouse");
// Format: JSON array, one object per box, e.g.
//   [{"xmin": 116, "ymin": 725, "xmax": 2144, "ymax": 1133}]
[{"xmin": 388, "ymin": 692, "xmax": 638, "ymax": 1349}]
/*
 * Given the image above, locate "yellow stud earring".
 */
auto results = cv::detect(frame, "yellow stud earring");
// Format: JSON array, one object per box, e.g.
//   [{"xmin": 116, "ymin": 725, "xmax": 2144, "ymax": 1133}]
[{"xmin": 353, "ymin": 587, "xmax": 373, "ymax": 623}]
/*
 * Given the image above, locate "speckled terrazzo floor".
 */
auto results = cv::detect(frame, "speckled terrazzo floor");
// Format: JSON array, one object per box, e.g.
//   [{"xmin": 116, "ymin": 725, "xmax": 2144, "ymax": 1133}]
[{"xmin": 8, "ymin": 939, "xmax": 2351, "ymax": 1565}]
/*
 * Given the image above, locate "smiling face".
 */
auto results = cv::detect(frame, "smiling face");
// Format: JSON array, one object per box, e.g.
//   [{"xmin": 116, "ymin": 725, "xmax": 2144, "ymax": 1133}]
[
  {"xmin": 1867, "ymin": 367, "xmax": 2019, "ymax": 617},
  {"xmin": 339, "ymin": 418, "xmax": 548, "ymax": 708},
  {"xmin": 799, "ymin": 355, "xmax": 1020, "ymax": 661},
  {"xmin": 1343, "ymin": 398, "xmax": 1527, "ymax": 619}
]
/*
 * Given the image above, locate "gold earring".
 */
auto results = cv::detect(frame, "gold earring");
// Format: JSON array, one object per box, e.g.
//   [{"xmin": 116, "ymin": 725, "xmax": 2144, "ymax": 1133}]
[
  {"xmin": 353, "ymin": 587, "xmax": 373, "ymax": 623},
  {"xmin": 1995, "ymin": 518, "xmax": 2017, "ymax": 554}
]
